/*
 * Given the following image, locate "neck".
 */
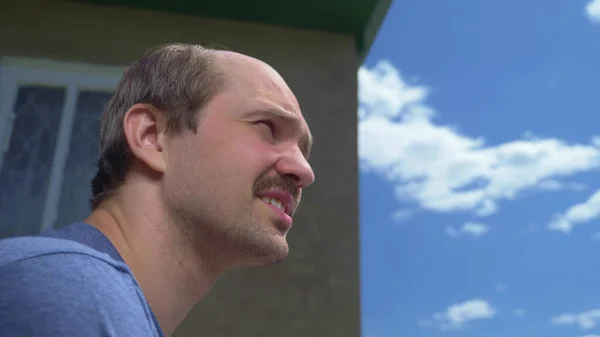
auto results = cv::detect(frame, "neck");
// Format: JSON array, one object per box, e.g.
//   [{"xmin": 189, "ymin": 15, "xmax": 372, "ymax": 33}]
[{"xmin": 85, "ymin": 189, "xmax": 218, "ymax": 336}]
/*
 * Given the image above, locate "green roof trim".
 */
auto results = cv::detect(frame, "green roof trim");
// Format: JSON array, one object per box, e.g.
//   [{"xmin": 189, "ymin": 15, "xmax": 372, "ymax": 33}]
[{"xmin": 68, "ymin": 0, "xmax": 391, "ymax": 61}]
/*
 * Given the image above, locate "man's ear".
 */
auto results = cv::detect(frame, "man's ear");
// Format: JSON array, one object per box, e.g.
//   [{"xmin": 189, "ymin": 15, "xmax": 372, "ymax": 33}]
[{"xmin": 122, "ymin": 103, "xmax": 168, "ymax": 174}]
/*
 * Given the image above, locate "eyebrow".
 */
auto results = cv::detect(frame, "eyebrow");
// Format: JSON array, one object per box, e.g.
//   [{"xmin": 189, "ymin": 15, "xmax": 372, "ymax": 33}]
[{"xmin": 248, "ymin": 108, "xmax": 313, "ymax": 159}]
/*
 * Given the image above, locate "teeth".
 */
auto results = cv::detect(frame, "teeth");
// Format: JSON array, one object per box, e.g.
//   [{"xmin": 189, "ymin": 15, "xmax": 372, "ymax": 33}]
[{"xmin": 262, "ymin": 197, "xmax": 286, "ymax": 213}]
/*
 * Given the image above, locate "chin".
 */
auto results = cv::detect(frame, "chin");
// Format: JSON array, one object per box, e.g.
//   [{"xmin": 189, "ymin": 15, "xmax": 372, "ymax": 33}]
[
  {"xmin": 259, "ymin": 243, "xmax": 290, "ymax": 267},
  {"xmin": 266, "ymin": 244, "xmax": 289, "ymax": 266},
  {"xmin": 245, "ymin": 235, "xmax": 290, "ymax": 267}
]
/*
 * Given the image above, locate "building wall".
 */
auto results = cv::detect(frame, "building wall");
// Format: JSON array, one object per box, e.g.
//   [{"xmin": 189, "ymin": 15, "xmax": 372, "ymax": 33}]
[{"xmin": 0, "ymin": 1, "xmax": 360, "ymax": 337}]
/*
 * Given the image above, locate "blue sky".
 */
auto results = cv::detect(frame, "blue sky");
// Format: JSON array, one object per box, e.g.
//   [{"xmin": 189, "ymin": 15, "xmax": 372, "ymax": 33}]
[{"xmin": 359, "ymin": 1, "xmax": 600, "ymax": 337}]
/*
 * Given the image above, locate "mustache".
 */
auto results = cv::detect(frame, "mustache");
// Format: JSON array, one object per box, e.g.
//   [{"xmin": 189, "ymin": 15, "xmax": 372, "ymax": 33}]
[{"xmin": 253, "ymin": 175, "xmax": 300, "ymax": 201}]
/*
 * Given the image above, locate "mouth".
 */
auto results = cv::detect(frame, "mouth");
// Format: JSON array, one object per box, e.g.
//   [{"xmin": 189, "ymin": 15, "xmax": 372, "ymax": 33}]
[
  {"xmin": 257, "ymin": 189, "xmax": 296, "ymax": 229},
  {"xmin": 260, "ymin": 196, "xmax": 291, "ymax": 216}
]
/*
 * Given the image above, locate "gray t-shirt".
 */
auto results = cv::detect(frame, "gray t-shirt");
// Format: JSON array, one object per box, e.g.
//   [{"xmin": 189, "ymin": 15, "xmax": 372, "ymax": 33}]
[{"xmin": 0, "ymin": 223, "xmax": 164, "ymax": 337}]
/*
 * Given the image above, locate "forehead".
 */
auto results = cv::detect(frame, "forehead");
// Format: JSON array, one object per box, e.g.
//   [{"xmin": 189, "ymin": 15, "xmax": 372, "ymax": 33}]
[
  {"xmin": 217, "ymin": 52, "xmax": 301, "ymax": 110},
  {"xmin": 213, "ymin": 52, "xmax": 312, "ymax": 152}
]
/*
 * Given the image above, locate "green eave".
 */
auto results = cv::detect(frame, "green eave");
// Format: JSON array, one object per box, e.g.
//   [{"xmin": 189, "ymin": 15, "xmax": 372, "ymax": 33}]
[{"xmin": 67, "ymin": 0, "xmax": 391, "ymax": 61}]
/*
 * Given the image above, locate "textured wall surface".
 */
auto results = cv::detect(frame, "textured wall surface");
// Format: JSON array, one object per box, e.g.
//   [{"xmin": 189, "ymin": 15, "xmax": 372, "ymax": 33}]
[{"xmin": 0, "ymin": 1, "xmax": 360, "ymax": 336}]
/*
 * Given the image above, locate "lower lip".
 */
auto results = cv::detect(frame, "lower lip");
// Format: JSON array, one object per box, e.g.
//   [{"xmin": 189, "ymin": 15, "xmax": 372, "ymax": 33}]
[{"xmin": 263, "ymin": 202, "xmax": 293, "ymax": 228}]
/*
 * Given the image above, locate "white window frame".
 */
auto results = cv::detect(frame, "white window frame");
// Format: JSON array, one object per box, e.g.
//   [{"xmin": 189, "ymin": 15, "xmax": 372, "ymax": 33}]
[{"xmin": 0, "ymin": 56, "xmax": 124, "ymax": 233}]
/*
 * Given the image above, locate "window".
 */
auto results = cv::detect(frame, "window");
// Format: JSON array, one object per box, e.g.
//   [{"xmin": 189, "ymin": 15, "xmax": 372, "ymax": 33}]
[{"xmin": 0, "ymin": 57, "xmax": 123, "ymax": 238}]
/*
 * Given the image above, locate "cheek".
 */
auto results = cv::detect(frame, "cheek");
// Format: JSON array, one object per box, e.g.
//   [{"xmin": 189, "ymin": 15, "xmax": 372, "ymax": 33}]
[
  {"xmin": 208, "ymin": 129, "xmax": 275, "ymax": 174},
  {"xmin": 232, "ymin": 139, "xmax": 277, "ymax": 183},
  {"xmin": 197, "ymin": 116, "xmax": 274, "ymax": 171},
  {"xmin": 171, "ymin": 123, "xmax": 278, "ymax": 198}
]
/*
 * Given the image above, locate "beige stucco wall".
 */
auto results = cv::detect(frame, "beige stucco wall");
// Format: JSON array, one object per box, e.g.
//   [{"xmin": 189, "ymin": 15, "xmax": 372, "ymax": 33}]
[{"xmin": 0, "ymin": 1, "xmax": 360, "ymax": 336}]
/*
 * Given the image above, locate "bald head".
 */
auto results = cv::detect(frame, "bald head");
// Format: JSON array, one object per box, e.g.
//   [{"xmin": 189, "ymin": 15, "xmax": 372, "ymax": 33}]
[
  {"xmin": 90, "ymin": 43, "xmax": 310, "ymax": 208},
  {"xmin": 212, "ymin": 50, "xmax": 302, "ymax": 118},
  {"xmin": 214, "ymin": 50, "xmax": 282, "ymax": 82},
  {"xmin": 216, "ymin": 51, "xmax": 296, "ymax": 94}
]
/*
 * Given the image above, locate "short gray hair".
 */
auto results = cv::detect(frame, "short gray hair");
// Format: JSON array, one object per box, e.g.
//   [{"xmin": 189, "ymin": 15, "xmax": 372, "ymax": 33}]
[{"xmin": 90, "ymin": 43, "xmax": 224, "ymax": 209}]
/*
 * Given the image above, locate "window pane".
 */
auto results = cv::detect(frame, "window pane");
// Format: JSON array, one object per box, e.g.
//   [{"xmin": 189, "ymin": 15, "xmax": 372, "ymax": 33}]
[
  {"xmin": 0, "ymin": 86, "xmax": 66, "ymax": 238},
  {"xmin": 53, "ymin": 90, "xmax": 112, "ymax": 228}
]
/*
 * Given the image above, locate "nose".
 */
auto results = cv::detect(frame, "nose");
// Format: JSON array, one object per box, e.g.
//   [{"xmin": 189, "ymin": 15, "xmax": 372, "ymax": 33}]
[{"xmin": 275, "ymin": 147, "xmax": 315, "ymax": 188}]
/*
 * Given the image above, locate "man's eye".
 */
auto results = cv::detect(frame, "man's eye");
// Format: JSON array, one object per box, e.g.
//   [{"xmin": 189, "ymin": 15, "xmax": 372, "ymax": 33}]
[{"xmin": 256, "ymin": 120, "xmax": 275, "ymax": 136}]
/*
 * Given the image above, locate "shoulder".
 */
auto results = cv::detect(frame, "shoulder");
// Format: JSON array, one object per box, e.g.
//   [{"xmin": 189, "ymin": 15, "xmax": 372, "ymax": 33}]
[
  {"xmin": 0, "ymin": 235, "xmax": 121, "ymax": 267},
  {"xmin": 0, "ymin": 236, "xmax": 157, "ymax": 337}
]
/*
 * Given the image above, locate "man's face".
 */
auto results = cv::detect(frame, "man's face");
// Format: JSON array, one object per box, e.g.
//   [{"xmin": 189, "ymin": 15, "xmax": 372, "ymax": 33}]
[{"xmin": 162, "ymin": 54, "xmax": 314, "ymax": 268}]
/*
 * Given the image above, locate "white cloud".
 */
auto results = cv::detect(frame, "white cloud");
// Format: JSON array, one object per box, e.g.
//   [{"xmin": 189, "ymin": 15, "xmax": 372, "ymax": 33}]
[
  {"xmin": 551, "ymin": 309, "xmax": 600, "ymax": 329},
  {"xmin": 578, "ymin": 335, "xmax": 600, "ymax": 337},
  {"xmin": 446, "ymin": 222, "xmax": 490, "ymax": 238},
  {"xmin": 537, "ymin": 179, "xmax": 586, "ymax": 192},
  {"xmin": 514, "ymin": 308, "xmax": 526, "ymax": 317},
  {"xmin": 548, "ymin": 189, "xmax": 600, "ymax": 233},
  {"xmin": 358, "ymin": 60, "xmax": 600, "ymax": 217},
  {"xmin": 586, "ymin": 0, "xmax": 600, "ymax": 23},
  {"xmin": 420, "ymin": 299, "xmax": 496, "ymax": 330}
]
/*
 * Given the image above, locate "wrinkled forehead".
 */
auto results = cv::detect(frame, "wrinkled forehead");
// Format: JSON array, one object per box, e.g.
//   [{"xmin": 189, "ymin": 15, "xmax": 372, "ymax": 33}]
[
  {"xmin": 211, "ymin": 51, "xmax": 312, "ymax": 157},
  {"xmin": 215, "ymin": 51, "xmax": 307, "ymax": 124}
]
